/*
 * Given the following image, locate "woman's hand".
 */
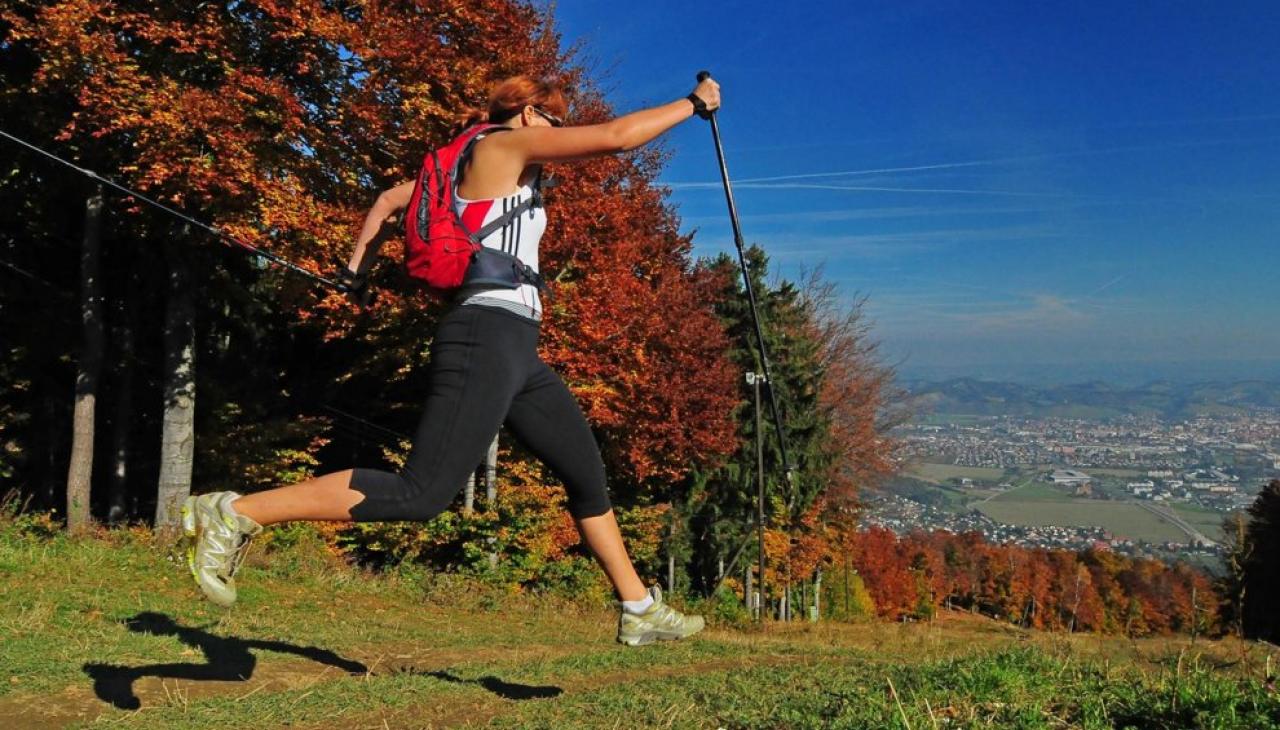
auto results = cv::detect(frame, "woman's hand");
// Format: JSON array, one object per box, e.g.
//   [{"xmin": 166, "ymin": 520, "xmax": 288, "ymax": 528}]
[
  {"xmin": 334, "ymin": 267, "xmax": 373, "ymax": 308},
  {"xmin": 691, "ymin": 77, "xmax": 721, "ymax": 113}
]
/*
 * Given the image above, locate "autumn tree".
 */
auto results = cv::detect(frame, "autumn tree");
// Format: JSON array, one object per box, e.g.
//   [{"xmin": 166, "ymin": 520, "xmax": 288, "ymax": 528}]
[{"xmin": 1, "ymin": 0, "xmax": 741, "ymax": 582}]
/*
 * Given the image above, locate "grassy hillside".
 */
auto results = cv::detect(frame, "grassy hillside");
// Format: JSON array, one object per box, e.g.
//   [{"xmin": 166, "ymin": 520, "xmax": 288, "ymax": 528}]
[{"xmin": 1, "ymin": 520, "xmax": 1278, "ymax": 729}]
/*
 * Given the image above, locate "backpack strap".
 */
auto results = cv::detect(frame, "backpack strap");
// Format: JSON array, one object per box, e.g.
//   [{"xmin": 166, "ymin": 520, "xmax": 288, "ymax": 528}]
[
  {"xmin": 452, "ymin": 128, "xmax": 546, "ymax": 243},
  {"xmin": 472, "ymin": 170, "xmax": 543, "ymax": 241}
]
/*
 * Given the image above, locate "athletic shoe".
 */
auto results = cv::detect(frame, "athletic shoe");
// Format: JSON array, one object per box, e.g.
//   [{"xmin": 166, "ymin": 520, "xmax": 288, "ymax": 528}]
[
  {"xmin": 181, "ymin": 492, "xmax": 262, "ymax": 607},
  {"xmin": 617, "ymin": 585, "xmax": 705, "ymax": 646}
]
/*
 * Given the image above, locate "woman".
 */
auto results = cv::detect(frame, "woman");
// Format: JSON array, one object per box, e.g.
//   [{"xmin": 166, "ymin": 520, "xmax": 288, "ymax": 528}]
[{"xmin": 183, "ymin": 74, "xmax": 721, "ymax": 647}]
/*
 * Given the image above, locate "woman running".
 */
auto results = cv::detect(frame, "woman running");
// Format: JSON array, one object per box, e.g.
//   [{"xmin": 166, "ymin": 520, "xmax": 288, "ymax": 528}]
[{"xmin": 183, "ymin": 74, "xmax": 721, "ymax": 647}]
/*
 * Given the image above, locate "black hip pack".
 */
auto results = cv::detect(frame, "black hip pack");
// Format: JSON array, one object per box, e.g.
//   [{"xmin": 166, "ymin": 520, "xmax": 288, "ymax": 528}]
[{"xmin": 462, "ymin": 246, "xmax": 545, "ymax": 291}]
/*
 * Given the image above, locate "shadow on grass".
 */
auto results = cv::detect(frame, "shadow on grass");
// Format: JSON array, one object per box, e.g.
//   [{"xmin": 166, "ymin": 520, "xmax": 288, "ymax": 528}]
[
  {"xmin": 394, "ymin": 667, "xmax": 563, "ymax": 700},
  {"xmin": 82, "ymin": 612, "xmax": 368, "ymax": 710}
]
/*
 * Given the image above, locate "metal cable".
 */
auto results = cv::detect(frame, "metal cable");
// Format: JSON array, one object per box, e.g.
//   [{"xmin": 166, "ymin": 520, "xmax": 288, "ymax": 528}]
[{"xmin": 0, "ymin": 128, "xmax": 340, "ymax": 289}]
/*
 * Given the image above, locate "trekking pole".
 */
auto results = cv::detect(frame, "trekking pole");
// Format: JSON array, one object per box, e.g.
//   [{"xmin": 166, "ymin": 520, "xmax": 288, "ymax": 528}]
[
  {"xmin": 695, "ymin": 71, "xmax": 798, "ymax": 605},
  {"xmin": 693, "ymin": 71, "xmax": 797, "ymax": 495}
]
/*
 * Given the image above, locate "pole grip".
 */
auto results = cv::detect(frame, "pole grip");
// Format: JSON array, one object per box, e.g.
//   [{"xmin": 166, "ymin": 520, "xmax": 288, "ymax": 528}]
[{"xmin": 696, "ymin": 70, "xmax": 711, "ymax": 82}]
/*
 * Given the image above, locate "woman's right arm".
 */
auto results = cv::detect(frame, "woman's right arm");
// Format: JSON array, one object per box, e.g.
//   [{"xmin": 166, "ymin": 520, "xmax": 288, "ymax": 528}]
[
  {"xmin": 346, "ymin": 181, "xmax": 415, "ymax": 274},
  {"xmin": 495, "ymin": 78, "xmax": 721, "ymax": 165}
]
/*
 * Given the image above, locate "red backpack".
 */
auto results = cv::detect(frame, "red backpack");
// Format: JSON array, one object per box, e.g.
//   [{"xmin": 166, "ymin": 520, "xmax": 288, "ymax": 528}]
[{"xmin": 403, "ymin": 124, "xmax": 544, "ymax": 298}]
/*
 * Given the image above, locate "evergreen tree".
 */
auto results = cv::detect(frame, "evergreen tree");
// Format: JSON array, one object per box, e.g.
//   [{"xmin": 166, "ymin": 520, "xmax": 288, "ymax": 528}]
[
  {"xmin": 683, "ymin": 246, "xmax": 836, "ymax": 594},
  {"xmin": 1240, "ymin": 480, "xmax": 1280, "ymax": 641}
]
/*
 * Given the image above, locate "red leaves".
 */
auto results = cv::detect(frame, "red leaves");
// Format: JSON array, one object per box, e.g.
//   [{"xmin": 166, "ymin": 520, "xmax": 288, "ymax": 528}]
[
  {"xmin": 9, "ymin": 0, "xmax": 738, "ymax": 494},
  {"xmin": 834, "ymin": 527, "xmax": 1219, "ymax": 635}
]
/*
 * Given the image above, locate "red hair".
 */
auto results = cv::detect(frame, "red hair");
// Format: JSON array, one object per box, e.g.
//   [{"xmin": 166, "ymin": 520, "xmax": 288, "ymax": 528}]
[{"xmin": 453, "ymin": 76, "xmax": 568, "ymax": 134}]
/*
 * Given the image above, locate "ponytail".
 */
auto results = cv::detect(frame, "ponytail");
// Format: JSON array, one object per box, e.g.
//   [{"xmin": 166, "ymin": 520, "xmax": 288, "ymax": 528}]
[
  {"xmin": 451, "ymin": 76, "xmax": 567, "ymax": 136},
  {"xmin": 451, "ymin": 106, "xmax": 490, "ymax": 137}
]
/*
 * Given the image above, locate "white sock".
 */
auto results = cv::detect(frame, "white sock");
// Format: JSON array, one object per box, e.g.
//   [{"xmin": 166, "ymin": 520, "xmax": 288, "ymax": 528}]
[{"xmin": 622, "ymin": 593, "xmax": 654, "ymax": 615}]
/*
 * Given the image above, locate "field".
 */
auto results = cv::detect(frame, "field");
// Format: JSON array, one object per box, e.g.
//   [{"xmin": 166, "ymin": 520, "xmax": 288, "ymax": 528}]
[
  {"xmin": 992, "ymin": 481, "xmax": 1075, "ymax": 502},
  {"xmin": 3, "ymin": 522, "xmax": 1279, "ymax": 728},
  {"xmin": 977, "ymin": 500, "xmax": 1190, "ymax": 542},
  {"xmin": 897, "ymin": 462, "xmax": 1237, "ymax": 544},
  {"xmin": 907, "ymin": 462, "xmax": 1012, "ymax": 484},
  {"xmin": 1171, "ymin": 503, "xmax": 1230, "ymax": 541}
]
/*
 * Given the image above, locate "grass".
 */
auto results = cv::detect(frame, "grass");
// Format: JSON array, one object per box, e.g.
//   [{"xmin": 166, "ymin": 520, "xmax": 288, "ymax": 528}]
[
  {"xmin": 908, "ymin": 462, "xmax": 1013, "ymax": 484},
  {"xmin": 977, "ymin": 500, "xmax": 1191, "ymax": 542},
  {"xmin": 988, "ymin": 481, "xmax": 1077, "ymax": 502},
  {"xmin": 1170, "ymin": 504, "xmax": 1231, "ymax": 541},
  {"xmin": 1, "ymin": 517, "xmax": 1277, "ymax": 728},
  {"xmin": 893, "ymin": 473, "xmax": 1225, "ymax": 544}
]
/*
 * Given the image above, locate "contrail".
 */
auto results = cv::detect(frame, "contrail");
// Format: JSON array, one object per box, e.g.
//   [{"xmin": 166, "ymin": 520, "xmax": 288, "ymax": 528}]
[
  {"xmin": 665, "ymin": 135, "xmax": 1280, "ymax": 188},
  {"xmin": 714, "ymin": 182, "xmax": 1081, "ymax": 198},
  {"xmin": 1085, "ymin": 275, "xmax": 1125, "ymax": 297}
]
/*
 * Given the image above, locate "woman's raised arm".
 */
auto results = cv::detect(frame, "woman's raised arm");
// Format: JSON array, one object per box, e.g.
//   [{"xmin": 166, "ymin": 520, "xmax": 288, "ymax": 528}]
[{"xmin": 493, "ymin": 77, "xmax": 720, "ymax": 165}]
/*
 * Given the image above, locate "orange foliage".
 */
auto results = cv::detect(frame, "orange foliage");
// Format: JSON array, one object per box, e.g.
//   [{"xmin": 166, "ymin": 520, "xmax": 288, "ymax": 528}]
[
  {"xmin": 830, "ymin": 528, "xmax": 1220, "ymax": 636},
  {"xmin": 5, "ymin": 0, "xmax": 738, "ymax": 493}
]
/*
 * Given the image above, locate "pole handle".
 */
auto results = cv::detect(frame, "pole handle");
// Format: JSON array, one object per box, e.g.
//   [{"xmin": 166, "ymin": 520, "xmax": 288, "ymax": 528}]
[{"xmin": 692, "ymin": 71, "xmax": 716, "ymax": 120}]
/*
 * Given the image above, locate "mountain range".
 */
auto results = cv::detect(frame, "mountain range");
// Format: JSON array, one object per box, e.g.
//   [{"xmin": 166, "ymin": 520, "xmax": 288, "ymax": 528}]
[{"xmin": 903, "ymin": 378, "xmax": 1280, "ymax": 420}]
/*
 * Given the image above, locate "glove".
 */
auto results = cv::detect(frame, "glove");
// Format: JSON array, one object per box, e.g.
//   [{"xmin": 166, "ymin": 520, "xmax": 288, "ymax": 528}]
[
  {"xmin": 334, "ymin": 267, "xmax": 367, "ymax": 293},
  {"xmin": 334, "ymin": 267, "xmax": 376, "ymax": 307}
]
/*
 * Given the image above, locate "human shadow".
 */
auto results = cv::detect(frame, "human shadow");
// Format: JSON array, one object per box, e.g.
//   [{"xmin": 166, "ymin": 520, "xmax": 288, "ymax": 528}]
[
  {"xmin": 395, "ymin": 667, "xmax": 562, "ymax": 700},
  {"xmin": 82, "ymin": 612, "xmax": 368, "ymax": 710}
]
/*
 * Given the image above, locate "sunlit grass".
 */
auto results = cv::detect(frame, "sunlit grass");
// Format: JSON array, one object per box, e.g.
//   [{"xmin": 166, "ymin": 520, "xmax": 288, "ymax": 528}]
[{"xmin": 1, "ymin": 516, "xmax": 1276, "ymax": 729}]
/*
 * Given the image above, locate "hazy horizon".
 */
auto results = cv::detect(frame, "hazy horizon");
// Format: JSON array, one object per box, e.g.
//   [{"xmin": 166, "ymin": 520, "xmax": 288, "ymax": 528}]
[{"xmin": 895, "ymin": 358, "xmax": 1280, "ymax": 388}]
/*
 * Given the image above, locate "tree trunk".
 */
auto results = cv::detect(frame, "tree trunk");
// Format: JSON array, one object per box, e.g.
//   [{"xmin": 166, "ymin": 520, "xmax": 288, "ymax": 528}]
[
  {"xmin": 155, "ymin": 238, "xmax": 196, "ymax": 527},
  {"xmin": 107, "ymin": 276, "xmax": 137, "ymax": 525},
  {"xmin": 463, "ymin": 471, "xmax": 476, "ymax": 514},
  {"xmin": 484, "ymin": 433, "xmax": 498, "ymax": 567},
  {"xmin": 813, "ymin": 568, "xmax": 822, "ymax": 622},
  {"xmin": 484, "ymin": 433, "xmax": 498, "ymax": 503},
  {"xmin": 66, "ymin": 185, "xmax": 105, "ymax": 530}
]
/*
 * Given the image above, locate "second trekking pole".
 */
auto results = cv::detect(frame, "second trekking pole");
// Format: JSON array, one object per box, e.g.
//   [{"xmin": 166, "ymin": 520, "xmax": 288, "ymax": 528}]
[{"xmin": 694, "ymin": 71, "xmax": 798, "ymax": 610}]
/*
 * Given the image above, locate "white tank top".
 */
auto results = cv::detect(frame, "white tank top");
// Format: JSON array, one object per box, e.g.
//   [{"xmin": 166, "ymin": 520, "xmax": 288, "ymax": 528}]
[{"xmin": 453, "ymin": 174, "xmax": 546, "ymax": 320}]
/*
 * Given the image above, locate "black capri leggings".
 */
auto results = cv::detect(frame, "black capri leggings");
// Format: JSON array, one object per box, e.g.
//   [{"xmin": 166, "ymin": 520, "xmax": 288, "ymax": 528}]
[{"xmin": 348, "ymin": 304, "xmax": 612, "ymax": 522}]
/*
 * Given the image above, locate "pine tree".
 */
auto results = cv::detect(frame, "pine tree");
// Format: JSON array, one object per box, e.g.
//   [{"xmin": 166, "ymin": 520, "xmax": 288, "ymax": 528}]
[
  {"xmin": 1241, "ymin": 480, "xmax": 1280, "ymax": 641},
  {"xmin": 684, "ymin": 246, "xmax": 836, "ymax": 594}
]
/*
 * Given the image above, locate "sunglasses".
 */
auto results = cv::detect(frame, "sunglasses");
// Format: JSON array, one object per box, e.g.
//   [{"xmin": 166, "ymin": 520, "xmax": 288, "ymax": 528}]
[{"xmin": 531, "ymin": 106, "xmax": 564, "ymax": 127}]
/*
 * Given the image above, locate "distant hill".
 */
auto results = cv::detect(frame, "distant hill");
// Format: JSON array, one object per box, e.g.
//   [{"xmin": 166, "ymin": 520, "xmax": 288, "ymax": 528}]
[{"xmin": 904, "ymin": 378, "xmax": 1280, "ymax": 419}]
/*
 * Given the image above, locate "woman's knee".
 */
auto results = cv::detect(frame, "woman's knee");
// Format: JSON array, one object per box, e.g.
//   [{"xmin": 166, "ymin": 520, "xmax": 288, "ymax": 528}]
[
  {"xmin": 394, "ymin": 466, "xmax": 459, "ymax": 521},
  {"xmin": 348, "ymin": 467, "xmax": 458, "ymax": 522},
  {"xmin": 564, "ymin": 463, "xmax": 612, "ymax": 519}
]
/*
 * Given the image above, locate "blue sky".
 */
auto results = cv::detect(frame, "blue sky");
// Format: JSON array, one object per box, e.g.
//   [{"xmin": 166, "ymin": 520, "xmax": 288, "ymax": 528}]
[{"xmin": 550, "ymin": 0, "xmax": 1280, "ymax": 383}]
